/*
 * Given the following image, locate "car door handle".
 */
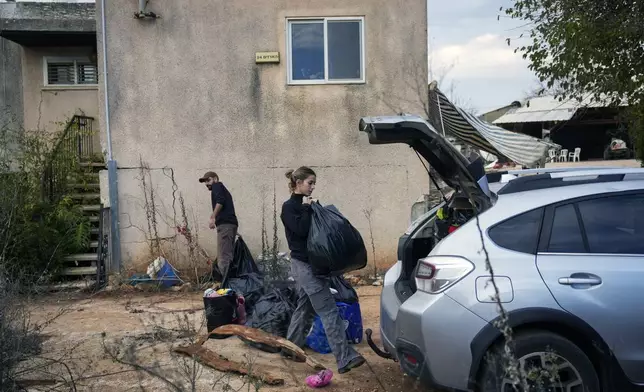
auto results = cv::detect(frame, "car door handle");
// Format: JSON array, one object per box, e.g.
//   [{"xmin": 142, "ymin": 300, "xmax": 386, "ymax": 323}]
[{"xmin": 558, "ymin": 277, "xmax": 602, "ymax": 286}]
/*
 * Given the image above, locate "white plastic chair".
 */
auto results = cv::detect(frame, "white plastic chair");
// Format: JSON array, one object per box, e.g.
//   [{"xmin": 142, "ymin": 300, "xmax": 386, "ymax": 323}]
[
  {"xmin": 547, "ymin": 149, "xmax": 557, "ymax": 162},
  {"xmin": 568, "ymin": 147, "xmax": 581, "ymax": 162},
  {"xmin": 559, "ymin": 149, "xmax": 569, "ymax": 162}
]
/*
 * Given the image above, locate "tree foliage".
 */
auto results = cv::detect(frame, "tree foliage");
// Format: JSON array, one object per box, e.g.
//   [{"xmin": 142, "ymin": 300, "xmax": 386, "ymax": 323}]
[{"xmin": 504, "ymin": 0, "xmax": 644, "ymax": 159}]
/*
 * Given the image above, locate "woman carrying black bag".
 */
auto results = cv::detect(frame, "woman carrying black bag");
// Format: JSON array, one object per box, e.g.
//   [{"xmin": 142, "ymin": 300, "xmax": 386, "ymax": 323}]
[{"xmin": 280, "ymin": 166, "xmax": 366, "ymax": 374}]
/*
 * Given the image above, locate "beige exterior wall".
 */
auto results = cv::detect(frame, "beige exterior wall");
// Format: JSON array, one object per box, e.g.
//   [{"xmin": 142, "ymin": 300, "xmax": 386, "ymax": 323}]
[
  {"xmin": 98, "ymin": 0, "xmax": 429, "ymax": 274},
  {"xmin": 21, "ymin": 46, "xmax": 99, "ymax": 143}
]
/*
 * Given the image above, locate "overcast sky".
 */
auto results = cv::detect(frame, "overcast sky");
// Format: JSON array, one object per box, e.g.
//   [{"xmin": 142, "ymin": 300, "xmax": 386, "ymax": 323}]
[{"xmin": 428, "ymin": 0, "xmax": 539, "ymax": 114}]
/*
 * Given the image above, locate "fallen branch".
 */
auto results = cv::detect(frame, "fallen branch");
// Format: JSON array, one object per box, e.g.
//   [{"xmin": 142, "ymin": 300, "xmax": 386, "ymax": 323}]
[
  {"xmin": 209, "ymin": 325, "xmax": 326, "ymax": 371},
  {"xmin": 16, "ymin": 379, "xmax": 58, "ymax": 387},
  {"xmin": 174, "ymin": 345, "xmax": 284, "ymax": 385}
]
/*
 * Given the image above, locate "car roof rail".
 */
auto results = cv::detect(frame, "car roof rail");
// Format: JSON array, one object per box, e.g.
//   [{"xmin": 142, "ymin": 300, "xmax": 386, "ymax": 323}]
[
  {"xmin": 494, "ymin": 168, "xmax": 644, "ymax": 195},
  {"xmin": 485, "ymin": 167, "xmax": 622, "ymax": 184}
]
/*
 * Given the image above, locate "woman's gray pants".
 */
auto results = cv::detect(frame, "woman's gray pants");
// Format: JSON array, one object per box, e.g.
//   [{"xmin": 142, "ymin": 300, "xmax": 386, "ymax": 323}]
[{"xmin": 286, "ymin": 258, "xmax": 361, "ymax": 369}]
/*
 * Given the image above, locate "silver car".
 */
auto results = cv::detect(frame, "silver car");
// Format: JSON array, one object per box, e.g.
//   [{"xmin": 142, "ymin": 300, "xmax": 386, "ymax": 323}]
[{"xmin": 359, "ymin": 115, "xmax": 644, "ymax": 392}]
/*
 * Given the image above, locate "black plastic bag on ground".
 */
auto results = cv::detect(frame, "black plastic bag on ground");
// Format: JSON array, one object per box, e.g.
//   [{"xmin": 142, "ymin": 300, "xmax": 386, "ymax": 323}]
[
  {"xmin": 243, "ymin": 284, "xmax": 298, "ymax": 353},
  {"xmin": 329, "ymin": 276, "xmax": 359, "ymax": 303},
  {"xmin": 222, "ymin": 273, "xmax": 264, "ymax": 317},
  {"xmin": 307, "ymin": 203, "xmax": 368, "ymax": 276},
  {"xmin": 224, "ymin": 235, "xmax": 260, "ymax": 281}
]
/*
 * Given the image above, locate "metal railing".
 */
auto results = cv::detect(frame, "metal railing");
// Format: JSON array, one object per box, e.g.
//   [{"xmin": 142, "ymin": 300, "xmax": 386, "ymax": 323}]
[{"xmin": 41, "ymin": 115, "xmax": 95, "ymax": 202}]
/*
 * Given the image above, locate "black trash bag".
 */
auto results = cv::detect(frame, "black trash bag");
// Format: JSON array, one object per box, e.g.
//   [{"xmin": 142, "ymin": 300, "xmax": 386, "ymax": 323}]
[
  {"xmin": 224, "ymin": 235, "xmax": 260, "ymax": 281},
  {"xmin": 243, "ymin": 285, "xmax": 298, "ymax": 353},
  {"xmin": 222, "ymin": 273, "xmax": 264, "ymax": 316},
  {"xmin": 307, "ymin": 203, "xmax": 368, "ymax": 276},
  {"xmin": 203, "ymin": 294, "xmax": 238, "ymax": 339},
  {"xmin": 264, "ymin": 279, "xmax": 297, "ymax": 292},
  {"xmin": 329, "ymin": 276, "xmax": 359, "ymax": 303}
]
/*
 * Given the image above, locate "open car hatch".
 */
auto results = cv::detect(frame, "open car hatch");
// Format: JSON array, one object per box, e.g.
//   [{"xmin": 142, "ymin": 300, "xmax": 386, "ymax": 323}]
[{"xmin": 359, "ymin": 115, "xmax": 492, "ymax": 211}]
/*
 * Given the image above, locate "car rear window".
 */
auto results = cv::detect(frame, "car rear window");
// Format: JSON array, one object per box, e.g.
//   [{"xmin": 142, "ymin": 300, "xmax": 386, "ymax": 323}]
[
  {"xmin": 578, "ymin": 194, "xmax": 644, "ymax": 254},
  {"xmin": 488, "ymin": 208, "xmax": 544, "ymax": 254}
]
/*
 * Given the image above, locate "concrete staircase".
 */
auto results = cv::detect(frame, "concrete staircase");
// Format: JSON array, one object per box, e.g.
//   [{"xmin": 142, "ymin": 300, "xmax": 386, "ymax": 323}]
[
  {"xmin": 42, "ymin": 115, "xmax": 109, "ymax": 287},
  {"xmin": 60, "ymin": 165, "xmax": 107, "ymax": 283}
]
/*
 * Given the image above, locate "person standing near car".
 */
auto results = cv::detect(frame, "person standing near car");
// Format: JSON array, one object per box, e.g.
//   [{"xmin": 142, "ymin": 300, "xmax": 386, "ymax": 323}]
[
  {"xmin": 199, "ymin": 171, "xmax": 238, "ymax": 279},
  {"xmin": 280, "ymin": 166, "xmax": 366, "ymax": 374}
]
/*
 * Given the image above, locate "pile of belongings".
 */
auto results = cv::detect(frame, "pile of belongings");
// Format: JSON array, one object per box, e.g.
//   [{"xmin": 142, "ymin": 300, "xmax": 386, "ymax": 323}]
[{"xmin": 208, "ymin": 202, "xmax": 366, "ymax": 352}]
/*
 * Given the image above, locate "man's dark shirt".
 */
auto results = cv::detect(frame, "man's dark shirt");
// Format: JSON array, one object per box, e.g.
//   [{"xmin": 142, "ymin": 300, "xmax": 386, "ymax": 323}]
[{"xmin": 211, "ymin": 182, "xmax": 238, "ymax": 227}]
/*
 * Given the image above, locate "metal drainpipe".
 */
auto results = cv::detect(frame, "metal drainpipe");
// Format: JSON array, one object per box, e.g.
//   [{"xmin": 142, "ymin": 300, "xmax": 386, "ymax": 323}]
[{"xmin": 100, "ymin": 0, "xmax": 122, "ymax": 273}]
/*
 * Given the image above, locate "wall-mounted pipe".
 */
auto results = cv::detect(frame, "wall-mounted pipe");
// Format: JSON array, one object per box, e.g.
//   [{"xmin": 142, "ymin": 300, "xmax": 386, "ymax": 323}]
[{"xmin": 100, "ymin": 0, "xmax": 122, "ymax": 273}]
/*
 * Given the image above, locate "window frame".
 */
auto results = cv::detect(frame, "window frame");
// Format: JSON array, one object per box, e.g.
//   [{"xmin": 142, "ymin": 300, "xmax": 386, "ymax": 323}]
[
  {"xmin": 286, "ymin": 16, "xmax": 366, "ymax": 86},
  {"xmin": 538, "ymin": 190, "xmax": 644, "ymax": 256},
  {"xmin": 43, "ymin": 56, "xmax": 98, "ymax": 87}
]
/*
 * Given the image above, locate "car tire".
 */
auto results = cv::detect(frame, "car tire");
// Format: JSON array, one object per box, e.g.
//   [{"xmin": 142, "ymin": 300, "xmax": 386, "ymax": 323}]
[{"xmin": 476, "ymin": 330, "xmax": 600, "ymax": 392}]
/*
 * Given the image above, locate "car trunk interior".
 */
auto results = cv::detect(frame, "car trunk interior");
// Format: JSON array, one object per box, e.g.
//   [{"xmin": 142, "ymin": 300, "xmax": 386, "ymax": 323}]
[
  {"xmin": 395, "ymin": 204, "xmax": 441, "ymax": 301},
  {"xmin": 395, "ymin": 189, "xmax": 483, "ymax": 302}
]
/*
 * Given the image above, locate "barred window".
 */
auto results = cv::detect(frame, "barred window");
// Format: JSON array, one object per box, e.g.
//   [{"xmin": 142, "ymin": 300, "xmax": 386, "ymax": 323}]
[{"xmin": 45, "ymin": 57, "xmax": 98, "ymax": 86}]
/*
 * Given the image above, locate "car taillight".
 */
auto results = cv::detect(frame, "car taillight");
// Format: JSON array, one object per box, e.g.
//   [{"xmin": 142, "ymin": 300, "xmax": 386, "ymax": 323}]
[
  {"xmin": 415, "ymin": 256, "xmax": 474, "ymax": 294},
  {"xmin": 404, "ymin": 353, "xmax": 418, "ymax": 366}
]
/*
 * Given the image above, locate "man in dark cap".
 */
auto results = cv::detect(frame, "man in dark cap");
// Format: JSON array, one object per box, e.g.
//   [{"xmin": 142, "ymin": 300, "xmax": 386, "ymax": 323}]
[{"xmin": 198, "ymin": 171, "xmax": 238, "ymax": 279}]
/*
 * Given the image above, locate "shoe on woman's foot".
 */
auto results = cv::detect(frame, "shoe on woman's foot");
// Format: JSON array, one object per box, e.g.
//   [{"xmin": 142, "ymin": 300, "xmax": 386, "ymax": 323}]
[{"xmin": 338, "ymin": 356, "xmax": 366, "ymax": 374}]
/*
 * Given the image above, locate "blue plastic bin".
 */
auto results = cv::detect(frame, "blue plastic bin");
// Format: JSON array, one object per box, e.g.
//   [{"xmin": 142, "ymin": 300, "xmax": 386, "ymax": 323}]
[
  {"xmin": 306, "ymin": 301, "xmax": 363, "ymax": 354},
  {"xmin": 156, "ymin": 260, "xmax": 181, "ymax": 288}
]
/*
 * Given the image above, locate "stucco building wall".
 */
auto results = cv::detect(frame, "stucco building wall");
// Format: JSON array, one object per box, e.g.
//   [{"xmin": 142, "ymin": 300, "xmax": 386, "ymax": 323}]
[
  {"xmin": 98, "ymin": 0, "xmax": 429, "ymax": 273},
  {"xmin": 21, "ymin": 46, "xmax": 99, "ymax": 135},
  {"xmin": 1, "ymin": 1, "xmax": 98, "ymax": 135},
  {"xmin": 0, "ymin": 37, "xmax": 23, "ymax": 129}
]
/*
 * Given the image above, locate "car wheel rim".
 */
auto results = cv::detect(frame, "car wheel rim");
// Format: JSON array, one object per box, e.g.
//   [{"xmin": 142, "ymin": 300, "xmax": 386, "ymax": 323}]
[{"xmin": 500, "ymin": 351, "xmax": 584, "ymax": 392}]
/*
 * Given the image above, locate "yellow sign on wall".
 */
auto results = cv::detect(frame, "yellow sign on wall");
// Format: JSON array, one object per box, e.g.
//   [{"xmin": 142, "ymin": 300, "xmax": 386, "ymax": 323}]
[{"xmin": 255, "ymin": 52, "xmax": 280, "ymax": 64}]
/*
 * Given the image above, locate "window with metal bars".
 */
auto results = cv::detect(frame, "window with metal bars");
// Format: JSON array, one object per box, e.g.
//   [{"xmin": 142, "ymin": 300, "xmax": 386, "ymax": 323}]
[{"xmin": 45, "ymin": 57, "xmax": 98, "ymax": 86}]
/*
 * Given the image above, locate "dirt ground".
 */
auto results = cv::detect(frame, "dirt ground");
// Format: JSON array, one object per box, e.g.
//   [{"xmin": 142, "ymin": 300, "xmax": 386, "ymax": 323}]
[{"xmin": 28, "ymin": 286, "xmax": 431, "ymax": 392}]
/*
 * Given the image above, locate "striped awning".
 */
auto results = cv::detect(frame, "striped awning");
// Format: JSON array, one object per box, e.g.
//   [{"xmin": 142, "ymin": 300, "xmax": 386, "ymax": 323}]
[{"xmin": 428, "ymin": 83, "xmax": 560, "ymax": 167}]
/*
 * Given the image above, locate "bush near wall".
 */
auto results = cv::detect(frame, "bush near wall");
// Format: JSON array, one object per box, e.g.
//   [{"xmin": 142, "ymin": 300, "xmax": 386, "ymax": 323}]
[{"xmin": 0, "ymin": 122, "xmax": 90, "ymax": 284}]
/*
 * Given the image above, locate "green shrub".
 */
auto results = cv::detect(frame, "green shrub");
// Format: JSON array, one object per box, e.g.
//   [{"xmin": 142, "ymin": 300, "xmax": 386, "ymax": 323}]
[
  {"xmin": 1, "ymin": 196, "xmax": 90, "ymax": 282},
  {"xmin": 0, "ymin": 122, "xmax": 91, "ymax": 284}
]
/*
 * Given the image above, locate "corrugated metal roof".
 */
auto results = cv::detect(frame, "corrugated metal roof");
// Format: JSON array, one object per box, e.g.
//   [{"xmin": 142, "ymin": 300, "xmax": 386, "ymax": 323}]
[
  {"xmin": 492, "ymin": 95, "xmax": 625, "ymax": 125},
  {"xmin": 493, "ymin": 108, "xmax": 578, "ymax": 124}
]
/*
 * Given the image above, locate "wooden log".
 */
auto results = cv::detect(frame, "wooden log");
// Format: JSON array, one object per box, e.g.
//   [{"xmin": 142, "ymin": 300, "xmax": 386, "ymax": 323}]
[
  {"xmin": 211, "ymin": 324, "xmax": 327, "ymax": 371},
  {"xmin": 174, "ymin": 344, "xmax": 284, "ymax": 386},
  {"xmin": 16, "ymin": 380, "xmax": 58, "ymax": 387}
]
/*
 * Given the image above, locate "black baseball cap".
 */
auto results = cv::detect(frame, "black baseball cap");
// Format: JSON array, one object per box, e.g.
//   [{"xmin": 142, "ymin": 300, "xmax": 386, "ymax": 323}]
[{"xmin": 198, "ymin": 171, "xmax": 218, "ymax": 183}]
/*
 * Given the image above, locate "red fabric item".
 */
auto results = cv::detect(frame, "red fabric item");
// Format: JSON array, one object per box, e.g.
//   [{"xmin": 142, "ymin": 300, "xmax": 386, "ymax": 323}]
[{"xmin": 236, "ymin": 295, "xmax": 246, "ymax": 325}]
